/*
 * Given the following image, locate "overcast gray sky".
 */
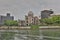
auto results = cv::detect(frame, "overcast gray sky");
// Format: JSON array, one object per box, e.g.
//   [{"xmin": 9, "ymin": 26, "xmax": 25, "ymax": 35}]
[{"xmin": 0, "ymin": 0, "xmax": 60, "ymax": 20}]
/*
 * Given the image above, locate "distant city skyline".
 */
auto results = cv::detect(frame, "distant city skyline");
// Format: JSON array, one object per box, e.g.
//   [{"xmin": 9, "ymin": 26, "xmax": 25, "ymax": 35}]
[{"xmin": 0, "ymin": 0, "xmax": 60, "ymax": 20}]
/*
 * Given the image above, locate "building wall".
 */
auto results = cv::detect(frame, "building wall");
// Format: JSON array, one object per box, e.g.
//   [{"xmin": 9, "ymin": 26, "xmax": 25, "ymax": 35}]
[
  {"xmin": 41, "ymin": 10, "xmax": 53, "ymax": 19},
  {"xmin": 33, "ymin": 16, "xmax": 39, "ymax": 25},
  {"xmin": 18, "ymin": 20, "xmax": 26, "ymax": 26},
  {"xmin": 0, "ymin": 13, "xmax": 14, "ymax": 25},
  {"xmin": 25, "ymin": 11, "xmax": 34, "ymax": 26},
  {"xmin": 25, "ymin": 11, "xmax": 40, "ymax": 26},
  {"xmin": 25, "ymin": 16, "xmax": 33, "ymax": 26}
]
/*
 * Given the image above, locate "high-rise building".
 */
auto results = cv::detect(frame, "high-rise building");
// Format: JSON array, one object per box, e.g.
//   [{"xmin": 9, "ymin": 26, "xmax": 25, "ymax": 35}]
[
  {"xmin": 0, "ymin": 13, "xmax": 14, "ymax": 25},
  {"xmin": 41, "ymin": 9, "xmax": 54, "ymax": 19}
]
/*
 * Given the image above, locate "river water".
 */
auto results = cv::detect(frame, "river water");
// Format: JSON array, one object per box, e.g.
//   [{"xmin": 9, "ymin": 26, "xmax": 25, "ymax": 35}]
[
  {"xmin": 0, "ymin": 29, "xmax": 60, "ymax": 40},
  {"xmin": 0, "ymin": 29, "xmax": 43, "ymax": 40}
]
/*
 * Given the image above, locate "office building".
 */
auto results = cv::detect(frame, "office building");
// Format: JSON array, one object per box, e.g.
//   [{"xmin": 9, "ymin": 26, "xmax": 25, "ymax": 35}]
[
  {"xmin": 0, "ymin": 13, "xmax": 14, "ymax": 25},
  {"xmin": 41, "ymin": 9, "xmax": 54, "ymax": 19}
]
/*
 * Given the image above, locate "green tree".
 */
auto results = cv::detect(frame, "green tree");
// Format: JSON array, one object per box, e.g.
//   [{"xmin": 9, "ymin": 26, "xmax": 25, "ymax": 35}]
[
  {"xmin": 4, "ymin": 20, "xmax": 18, "ymax": 26},
  {"xmin": 40, "ymin": 15, "xmax": 60, "ymax": 25}
]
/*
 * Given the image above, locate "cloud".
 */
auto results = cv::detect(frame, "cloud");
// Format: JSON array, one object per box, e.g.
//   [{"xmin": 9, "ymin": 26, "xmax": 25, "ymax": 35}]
[{"xmin": 0, "ymin": 0, "xmax": 60, "ymax": 20}]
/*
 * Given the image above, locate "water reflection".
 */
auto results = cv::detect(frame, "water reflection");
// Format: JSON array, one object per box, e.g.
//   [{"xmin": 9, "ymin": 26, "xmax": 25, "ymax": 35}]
[
  {"xmin": 0, "ymin": 29, "xmax": 60, "ymax": 40},
  {"xmin": 0, "ymin": 30, "xmax": 40, "ymax": 40}
]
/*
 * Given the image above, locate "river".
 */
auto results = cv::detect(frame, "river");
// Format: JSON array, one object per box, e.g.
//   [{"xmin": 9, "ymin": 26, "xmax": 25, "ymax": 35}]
[{"xmin": 0, "ymin": 27, "xmax": 60, "ymax": 40}]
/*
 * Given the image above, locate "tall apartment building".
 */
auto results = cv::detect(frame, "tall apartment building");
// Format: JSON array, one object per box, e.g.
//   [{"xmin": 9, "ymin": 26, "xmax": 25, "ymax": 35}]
[
  {"xmin": 41, "ymin": 9, "xmax": 54, "ymax": 19},
  {"xmin": 25, "ymin": 11, "xmax": 40, "ymax": 26},
  {"xmin": 0, "ymin": 13, "xmax": 14, "ymax": 25}
]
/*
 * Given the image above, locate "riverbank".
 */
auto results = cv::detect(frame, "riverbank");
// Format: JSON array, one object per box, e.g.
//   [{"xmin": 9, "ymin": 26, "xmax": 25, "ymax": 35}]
[{"xmin": 0, "ymin": 26, "xmax": 60, "ymax": 30}]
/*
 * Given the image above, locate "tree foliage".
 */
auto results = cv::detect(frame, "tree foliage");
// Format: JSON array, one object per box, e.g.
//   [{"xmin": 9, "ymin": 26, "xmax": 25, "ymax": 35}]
[
  {"xmin": 40, "ymin": 15, "xmax": 60, "ymax": 25},
  {"xmin": 4, "ymin": 20, "xmax": 18, "ymax": 26}
]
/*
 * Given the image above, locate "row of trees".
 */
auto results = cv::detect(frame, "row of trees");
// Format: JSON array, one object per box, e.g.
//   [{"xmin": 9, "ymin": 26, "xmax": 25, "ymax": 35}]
[
  {"xmin": 4, "ymin": 20, "xmax": 18, "ymax": 26},
  {"xmin": 40, "ymin": 15, "xmax": 60, "ymax": 25},
  {"xmin": 4, "ymin": 15, "xmax": 60, "ymax": 26}
]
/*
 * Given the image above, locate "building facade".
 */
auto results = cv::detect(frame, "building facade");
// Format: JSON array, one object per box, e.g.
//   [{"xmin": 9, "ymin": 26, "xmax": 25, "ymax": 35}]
[
  {"xmin": 0, "ymin": 13, "xmax": 14, "ymax": 25},
  {"xmin": 33, "ymin": 16, "xmax": 40, "ymax": 25},
  {"xmin": 25, "ymin": 11, "xmax": 34, "ymax": 26},
  {"xmin": 41, "ymin": 9, "xmax": 54, "ymax": 19},
  {"xmin": 18, "ymin": 20, "xmax": 26, "ymax": 26},
  {"xmin": 25, "ymin": 11, "xmax": 40, "ymax": 26}
]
